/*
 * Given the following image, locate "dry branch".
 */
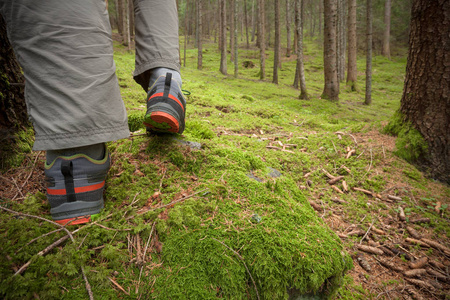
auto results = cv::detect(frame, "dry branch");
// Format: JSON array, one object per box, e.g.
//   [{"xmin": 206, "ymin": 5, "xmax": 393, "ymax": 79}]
[
  {"xmin": 357, "ymin": 255, "xmax": 371, "ymax": 272},
  {"xmin": 357, "ymin": 244, "xmax": 384, "ymax": 255},
  {"xmin": 346, "ymin": 149, "xmax": 356, "ymax": 159},
  {"xmin": 404, "ymin": 269, "xmax": 427, "ymax": 278},
  {"xmin": 342, "ymin": 181, "xmax": 348, "ymax": 192},
  {"xmin": 398, "ymin": 207, "xmax": 406, "ymax": 221},
  {"xmin": 321, "ymin": 168, "xmax": 335, "ymax": 180},
  {"xmin": 409, "ymin": 218, "xmax": 430, "ymax": 224},
  {"xmin": 108, "ymin": 277, "xmax": 130, "ymax": 295},
  {"xmin": 420, "ymin": 238, "xmax": 450, "ymax": 255},
  {"xmin": 328, "ymin": 176, "xmax": 344, "ymax": 185},
  {"xmin": 331, "ymin": 185, "xmax": 344, "ymax": 194},
  {"xmin": 387, "ymin": 195, "xmax": 402, "ymax": 201},
  {"xmin": 376, "ymin": 258, "xmax": 404, "ymax": 273},
  {"xmin": 426, "ymin": 268, "xmax": 447, "ymax": 281},
  {"xmin": 405, "ymin": 278, "xmax": 434, "ymax": 291},
  {"xmin": 406, "ymin": 238, "xmax": 430, "ymax": 248},
  {"xmin": 409, "ymin": 257, "xmax": 428, "ymax": 269},
  {"xmin": 309, "ymin": 201, "xmax": 322, "ymax": 211},
  {"xmin": 406, "ymin": 226, "xmax": 422, "ymax": 239}
]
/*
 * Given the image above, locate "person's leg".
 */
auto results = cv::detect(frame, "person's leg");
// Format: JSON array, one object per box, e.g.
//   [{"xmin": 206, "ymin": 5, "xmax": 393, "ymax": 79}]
[
  {"xmin": 132, "ymin": 0, "xmax": 186, "ymax": 134},
  {"xmin": 0, "ymin": 0, "xmax": 129, "ymax": 224},
  {"xmin": 0, "ymin": 0, "xmax": 129, "ymax": 150}
]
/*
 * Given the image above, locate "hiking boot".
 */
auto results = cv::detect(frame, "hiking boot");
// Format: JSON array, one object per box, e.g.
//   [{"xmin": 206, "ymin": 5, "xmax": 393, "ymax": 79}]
[
  {"xmin": 44, "ymin": 147, "xmax": 110, "ymax": 225},
  {"xmin": 143, "ymin": 72, "xmax": 186, "ymax": 134}
]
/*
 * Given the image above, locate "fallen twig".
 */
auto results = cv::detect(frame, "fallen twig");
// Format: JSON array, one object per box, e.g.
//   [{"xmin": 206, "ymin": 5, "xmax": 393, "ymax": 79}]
[
  {"xmin": 212, "ymin": 238, "xmax": 260, "ymax": 300},
  {"xmin": 108, "ymin": 277, "xmax": 130, "ymax": 295},
  {"xmin": 137, "ymin": 189, "xmax": 208, "ymax": 214},
  {"xmin": 21, "ymin": 151, "xmax": 42, "ymax": 189}
]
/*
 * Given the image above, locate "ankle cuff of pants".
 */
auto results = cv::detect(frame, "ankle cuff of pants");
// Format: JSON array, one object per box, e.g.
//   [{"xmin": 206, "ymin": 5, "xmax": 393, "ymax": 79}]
[{"xmin": 33, "ymin": 124, "xmax": 130, "ymax": 151}]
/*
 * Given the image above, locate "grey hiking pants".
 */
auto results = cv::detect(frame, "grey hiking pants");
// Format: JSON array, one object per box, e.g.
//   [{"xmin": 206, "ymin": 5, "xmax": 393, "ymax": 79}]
[{"xmin": 0, "ymin": 0, "xmax": 180, "ymax": 150}]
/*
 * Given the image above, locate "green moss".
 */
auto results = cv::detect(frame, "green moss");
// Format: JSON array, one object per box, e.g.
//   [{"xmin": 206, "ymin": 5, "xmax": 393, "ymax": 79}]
[{"xmin": 384, "ymin": 111, "xmax": 428, "ymax": 162}]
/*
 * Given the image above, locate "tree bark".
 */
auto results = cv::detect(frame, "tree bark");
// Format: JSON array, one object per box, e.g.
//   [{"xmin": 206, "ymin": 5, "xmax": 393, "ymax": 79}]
[
  {"xmin": 346, "ymin": 0, "xmax": 357, "ymax": 90},
  {"xmin": 128, "ymin": 0, "xmax": 134, "ymax": 40},
  {"xmin": 234, "ymin": 0, "xmax": 239, "ymax": 77},
  {"xmin": 322, "ymin": 0, "xmax": 339, "ymax": 101},
  {"xmin": 286, "ymin": 0, "xmax": 291, "ymax": 57},
  {"xmin": 230, "ymin": 0, "xmax": 235, "ymax": 62},
  {"xmin": 197, "ymin": 0, "xmax": 203, "ymax": 69},
  {"xmin": 258, "ymin": 0, "xmax": 265, "ymax": 79},
  {"xmin": 400, "ymin": 0, "xmax": 450, "ymax": 183},
  {"xmin": 244, "ymin": 0, "xmax": 250, "ymax": 48},
  {"xmin": 116, "ymin": 0, "xmax": 123, "ymax": 36},
  {"xmin": 365, "ymin": 0, "xmax": 372, "ymax": 105},
  {"xmin": 0, "ymin": 15, "xmax": 28, "ymax": 164},
  {"xmin": 295, "ymin": 0, "xmax": 308, "ymax": 99},
  {"xmin": 381, "ymin": 0, "xmax": 391, "ymax": 59},
  {"xmin": 273, "ymin": 0, "xmax": 281, "ymax": 84},
  {"xmin": 219, "ymin": 0, "xmax": 228, "ymax": 75}
]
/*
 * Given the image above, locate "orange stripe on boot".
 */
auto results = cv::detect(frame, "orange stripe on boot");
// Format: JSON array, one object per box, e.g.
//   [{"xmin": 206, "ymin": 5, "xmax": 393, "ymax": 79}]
[
  {"xmin": 47, "ymin": 181, "xmax": 105, "ymax": 195},
  {"xmin": 148, "ymin": 92, "xmax": 185, "ymax": 112}
]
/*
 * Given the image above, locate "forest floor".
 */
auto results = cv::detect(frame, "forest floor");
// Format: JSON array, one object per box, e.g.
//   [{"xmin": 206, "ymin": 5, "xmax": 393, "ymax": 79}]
[{"xmin": 0, "ymin": 38, "xmax": 449, "ymax": 299}]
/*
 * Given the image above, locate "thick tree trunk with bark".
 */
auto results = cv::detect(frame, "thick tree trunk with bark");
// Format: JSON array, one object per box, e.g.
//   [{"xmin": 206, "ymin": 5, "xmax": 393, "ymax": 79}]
[
  {"xmin": 230, "ymin": 0, "xmax": 235, "ymax": 62},
  {"xmin": 322, "ymin": 0, "xmax": 339, "ymax": 101},
  {"xmin": 293, "ymin": 0, "xmax": 308, "ymax": 99},
  {"xmin": 400, "ymin": 0, "xmax": 450, "ymax": 183},
  {"xmin": 346, "ymin": 0, "xmax": 357, "ymax": 90},
  {"xmin": 0, "ymin": 16, "xmax": 28, "ymax": 164},
  {"xmin": 381, "ymin": 0, "xmax": 391, "ymax": 59}
]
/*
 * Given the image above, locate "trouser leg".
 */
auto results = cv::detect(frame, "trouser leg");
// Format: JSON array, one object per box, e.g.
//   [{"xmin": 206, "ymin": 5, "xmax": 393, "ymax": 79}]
[
  {"xmin": 133, "ymin": 0, "xmax": 181, "ymax": 91},
  {"xmin": 0, "ymin": 0, "xmax": 129, "ymax": 150}
]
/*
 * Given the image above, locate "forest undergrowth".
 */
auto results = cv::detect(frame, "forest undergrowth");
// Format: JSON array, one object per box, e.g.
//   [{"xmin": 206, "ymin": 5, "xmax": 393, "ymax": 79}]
[{"xmin": 0, "ymin": 38, "xmax": 448, "ymax": 299}]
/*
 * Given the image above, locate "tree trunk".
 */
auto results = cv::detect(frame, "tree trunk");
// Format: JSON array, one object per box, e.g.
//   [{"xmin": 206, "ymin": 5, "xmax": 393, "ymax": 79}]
[
  {"xmin": 234, "ymin": 0, "xmax": 239, "ymax": 77},
  {"xmin": 197, "ymin": 0, "xmax": 203, "ymax": 69},
  {"xmin": 318, "ymin": 0, "xmax": 323, "ymax": 38},
  {"xmin": 219, "ymin": 0, "xmax": 228, "ymax": 75},
  {"xmin": 381, "ymin": 0, "xmax": 391, "ymax": 59},
  {"xmin": 273, "ymin": 0, "xmax": 281, "ymax": 84},
  {"xmin": 230, "ymin": 0, "xmax": 235, "ymax": 62},
  {"xmin": 295, "ymin": 0, "xmax": 308, "ymax": 99},
  {"xmin": 365, "ymin": 0, "xmax": 372, "ymax": 105},
  {"xmin": 346, "ymin": 0, "xmax": 357, "ymax": 90},
  {"xmin": 286, "ymin": 0, "xmax": 292, "ymax": 57},
  {"xmin": 244, "ymin": 0, "xmax": 250, "ymax": 48},
  {"xmin": 322, "ymin": 0, "xmax": 339, "ymax": 101},
  {"xmin": 337, "ymin": 0, "xmax": 346, "ymax": 82},
  {"xmin": 258, "ymin": 0, "xmax": 266, "ymax": 79},
  {"xmin": 128, "ymin": 0, "xmax": 134, "ymax": 40},
  {"xmin": 400, "ymin": 0, "xmax": 450, "ymax": 183},
  {"xmin": 116, "ymin": 0, "xmax": 123, "ymax": 36},
  {"xmin": 0, "ymin": 16, "xmax": 28, "ymax": 164},
  {"xmin": 184, "ymin": 0, "xmax": 189, "ymax": 67},
  {"xmin": 251, "ymin": 0, "xmax": 256, "ymax": 42}
]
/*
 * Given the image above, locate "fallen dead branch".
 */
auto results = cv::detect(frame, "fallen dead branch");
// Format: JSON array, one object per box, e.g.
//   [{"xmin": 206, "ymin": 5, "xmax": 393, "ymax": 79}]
[
  {"xmin": 404, "ymin": 269, "xmax": 427, "ymax": 278},
  {"xmin": 328, "ymin": 176, "xmax": 344, "ymax": 185},
  {"xmin": 212, "ymin": 238, "xmax": 260, "ymax": 300},
  {"xmin": 346, "ymin": 149, "xmax": 356, "ymax": 159},
  {"xmin": 387, "ymin": 195, "xmax": 402, "ymax": 201},
  {"xmin": 108, "ymin": 277, "xmax": 130, "ymax": 295},
  {"xmin": 357, "ymin": 255, "xmax": 371, "ymax": 272},
  {"xmin": 406, "ymin": 226, "xmax": 422, "ymax": 239},
  {"xmin": 409, "ymin": 218, "xmax": 430, "ymax": 224},
  {"xmin": 398, "ymin": 207, "xmax": 406, "ymax": 221},
  {"xmin": 376, "ymin": 258, "xmax": 404, "ymax": 273},
  {"xmin": 420, "ymin": 238, "xmax": 450, "ymax": 255},
  {"xmin": 331, "ymin": 185, "xmax": 344, "ymax": 194},
  {"xmin": 357, "ymin": 244, "xmax": 384, "ymax": 255},
  {"xmin": 352, "ymin": 187, "xmax": 373, "ymax": 195},
  {"xmin": 321, "ymin": 169, "xmax": 335, "ymax": 180},
  {"xmin": 309, "ymin": 201, "xmax": 322, "ymax": 211},
  {"xmin": 137, "ymin": 189, "xmax": 208, "ymax": 214},
  {"xmin": 371, "ymin": 226, "xmax": 386, "ymax": 235},
  {"xmin": 342, "ymin": 181, "xmax": 348, "ymax": 192},
  {"xmin": 426, "ymin": 268, "xmax": 447, "ymax": 281},
  {"xmin": 409, "ymin": 257, "xmax": 428, "ymax": 269},
  {"xmin": 406, "ymin": 238, "xmax": 430, "ymax": 248}
]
